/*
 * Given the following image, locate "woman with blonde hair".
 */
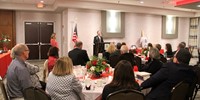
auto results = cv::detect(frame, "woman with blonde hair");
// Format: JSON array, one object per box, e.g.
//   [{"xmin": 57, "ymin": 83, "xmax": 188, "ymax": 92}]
[
  {"xmin": 103, "ymin": 42, "xmax": 116, "ymax": 62},
  {"xmin": 50, "ymin": 33, "xmax": 58, "ymax": 48},
  {"xmin": 46, "ymin": 57, "xmax": 84, "ymax": 100}
]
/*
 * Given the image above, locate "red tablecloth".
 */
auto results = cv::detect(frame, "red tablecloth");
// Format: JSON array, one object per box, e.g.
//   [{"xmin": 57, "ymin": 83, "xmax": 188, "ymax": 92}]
[{"xmin": 0, "ymin": 51, "xmax": 12, "ymax": 78}]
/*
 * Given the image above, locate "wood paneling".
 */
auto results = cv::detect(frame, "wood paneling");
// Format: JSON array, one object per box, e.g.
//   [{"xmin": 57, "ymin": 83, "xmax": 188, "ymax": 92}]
[{"xmin": 0, "ymin": 10, "xmax": 16, "ymax": 50}]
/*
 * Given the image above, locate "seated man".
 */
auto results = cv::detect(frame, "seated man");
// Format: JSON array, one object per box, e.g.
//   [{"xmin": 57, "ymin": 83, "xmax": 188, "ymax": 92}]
[
  {"xmin": 118, "ymin": 45, "xmax": 135, "ymax": 66},
  {"xmin": 68, "ymin": 41, "xmax": 89, "ymax": 66},
  {"xmin": 140, "ymin": 47, "xmax": 163, "ymax": 75},
  {"xmin": 7, "ymin": 43, "xmax": 33, "ymax": 99},
  {"xmin": 141, "ymin": 48, "xmax": 196, "ymax": 100}
]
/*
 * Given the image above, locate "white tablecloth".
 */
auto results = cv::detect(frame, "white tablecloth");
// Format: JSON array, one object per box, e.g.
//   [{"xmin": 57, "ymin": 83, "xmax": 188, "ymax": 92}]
[{"xmin": 81, "ymin": 72, "xmax": 151, "ymax": 100}]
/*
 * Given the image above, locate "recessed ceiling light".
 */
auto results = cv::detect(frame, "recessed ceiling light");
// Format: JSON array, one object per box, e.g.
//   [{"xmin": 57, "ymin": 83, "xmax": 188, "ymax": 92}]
[
  {"xmin": 37, "ymin": 2, "xmax": 44, "ymax": 8},
  {"xmin": 40, "ymin": 1, "xmax": 44, "ymax": 3},
  {"xmin": 197, "ymin": 5, "xmax": 200, "ymax": 7},
  {"xmin": 140, "ymin": 1, "xmax": 144, "ymax": 4}
]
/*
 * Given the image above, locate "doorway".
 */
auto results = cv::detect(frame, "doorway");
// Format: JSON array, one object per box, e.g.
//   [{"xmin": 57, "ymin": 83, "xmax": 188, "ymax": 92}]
[{"xmin": 25, "ymin": 22, "xmax": 53, "ymax": 59}]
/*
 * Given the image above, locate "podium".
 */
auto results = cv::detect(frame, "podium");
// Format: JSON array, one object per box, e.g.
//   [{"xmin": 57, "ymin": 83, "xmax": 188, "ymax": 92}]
[{"xmin": 93, "ymin": 42, "xmax": 110, "ymax": 56}]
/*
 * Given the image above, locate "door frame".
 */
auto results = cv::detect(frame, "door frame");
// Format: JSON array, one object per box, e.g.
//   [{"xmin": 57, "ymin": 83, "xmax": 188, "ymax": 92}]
[{"xmin": 24, "ymin": 21, "xmax": 55, "ymax": 60}]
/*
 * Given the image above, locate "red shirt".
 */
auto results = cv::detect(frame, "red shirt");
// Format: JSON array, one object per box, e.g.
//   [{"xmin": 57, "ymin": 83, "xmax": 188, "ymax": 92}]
[
  {"xmin": 48, "ymin": 56, "xmax": 57, "ymax": 73},
  {"xmin": 50, "ymin": 39, "xmax": 58, "ymax": 48}
]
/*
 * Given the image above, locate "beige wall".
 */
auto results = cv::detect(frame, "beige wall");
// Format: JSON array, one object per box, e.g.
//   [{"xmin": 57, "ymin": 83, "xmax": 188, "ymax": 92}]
[
  {"xmin": 15, "ymin": 11, "xmax": 62, "ymax": 55},
  {"xmin": 65, "ymin": 9, "xmax": 189, "ymax": 57},
  {"xmin": 15, "ymin": 9, "xmax": 190, "ymax": 57}
]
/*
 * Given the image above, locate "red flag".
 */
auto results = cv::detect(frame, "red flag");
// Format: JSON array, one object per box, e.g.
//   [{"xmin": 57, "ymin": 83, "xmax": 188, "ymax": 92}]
[{"xmin": 72, "ymin": 24, "xmax": 78, "ymax": 43}]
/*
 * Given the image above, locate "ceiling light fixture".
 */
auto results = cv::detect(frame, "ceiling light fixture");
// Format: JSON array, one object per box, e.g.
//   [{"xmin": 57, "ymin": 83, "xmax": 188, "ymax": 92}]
[
  {"xmin": 139, "ymin": 0, "xmax": 144, "ymax": 4},
  {"xmin": 40, "ymin": 1, "xmax": 44, "ymax": 3},
  {"xmin": 37, "ymin": 2, "xmax": 44, "ymax": 8},
  {"xmin": 197, "ymin": 5, "xmax": 200, "ymax": 7}
]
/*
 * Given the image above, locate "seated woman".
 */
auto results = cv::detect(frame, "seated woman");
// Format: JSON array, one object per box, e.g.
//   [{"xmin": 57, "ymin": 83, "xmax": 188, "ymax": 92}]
[
  {"xmin": 43, "ymin": 46, "xmax": 59, "ymax": 82},
  {"xmin": 47, "ymin": 46, "xmax": 59, "ymax": 73},
  {"xmin": 155, "ymin": 44, "xmax": 167, "ymax": 63},
  {"xmin": 46, "ymin": 57, "xmax": 84, "ymax": 100},
  {"xmin": 102, "ymin": 60, "xmax": 140, "ymax": 100},
  {"xmin": 165, "ymin": 43, "xmax": 173, "ymax": 58},
  {"xmin": 141, "ymin": 47, "xmax": 163, "ymax": 75},
  {"xmin": 103, "ymin": 42, "xmax": 116, "ymax": 62}
]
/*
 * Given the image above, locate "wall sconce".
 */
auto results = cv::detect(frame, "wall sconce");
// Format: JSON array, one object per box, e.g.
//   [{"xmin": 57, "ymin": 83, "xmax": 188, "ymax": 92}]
[
  {"xmin": 101, "ymin": 11, "xmax": 125, "ymax": 38},
  {"xmin": 162, "ymin": 16, "xmax": 178, "ymax": 39},
  {"xmin": 106, "ymin": 10, "xmax": 121, "ymax": 33}
]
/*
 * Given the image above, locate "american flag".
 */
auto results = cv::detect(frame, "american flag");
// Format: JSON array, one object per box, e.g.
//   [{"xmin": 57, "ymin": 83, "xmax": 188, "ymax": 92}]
[{"xmin": 72, "ymin": 24, "xmax": 78, "ymax": 43}]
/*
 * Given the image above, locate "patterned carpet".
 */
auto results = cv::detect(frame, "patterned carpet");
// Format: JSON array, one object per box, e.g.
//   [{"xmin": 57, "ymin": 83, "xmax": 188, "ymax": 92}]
[{"xmin": 1, "ymin": 59, "xmax": 200, "ymax": 100}]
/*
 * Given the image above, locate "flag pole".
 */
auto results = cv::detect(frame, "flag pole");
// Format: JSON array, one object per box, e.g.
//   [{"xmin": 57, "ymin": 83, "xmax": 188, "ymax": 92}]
[{"xmin": 70, "ymin": 21, "xmax": 75, "ymax": 50}]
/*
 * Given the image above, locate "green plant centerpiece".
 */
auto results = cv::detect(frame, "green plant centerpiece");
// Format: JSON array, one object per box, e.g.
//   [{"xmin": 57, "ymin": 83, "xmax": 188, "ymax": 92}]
[
  {"xmin": 86, "ymin": 56, "xmax": 109, "ymax": 78},
  {"xmin": 0, "ymin": 33, "xmax": 11, "ymax": 51}
]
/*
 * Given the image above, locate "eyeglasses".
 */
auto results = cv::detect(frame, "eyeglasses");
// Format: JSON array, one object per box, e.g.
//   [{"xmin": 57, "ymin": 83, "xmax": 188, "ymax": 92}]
[{"xmin": 25, "ymin": 49, "xmax": 30, "ymax": 52}]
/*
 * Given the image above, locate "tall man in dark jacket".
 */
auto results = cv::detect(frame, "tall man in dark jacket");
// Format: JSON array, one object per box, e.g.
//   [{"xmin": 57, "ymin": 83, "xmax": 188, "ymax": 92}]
[
  {"xmin": 93, "ymin": 30, "xmax": 104, "ymax": 56},
  {"xmin": 68, "ymin": 41, "xmax": 89, "ymax": 66},
  {"xmin": 141, "ymin": 48, "xmax": 196, "ymax": 100}
]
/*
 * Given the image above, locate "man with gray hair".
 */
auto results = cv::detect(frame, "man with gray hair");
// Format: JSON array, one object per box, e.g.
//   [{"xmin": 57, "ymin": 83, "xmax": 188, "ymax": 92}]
[
  {"xmin": 68, "ymin": 41, "xmax": 89, "ymax": 66},
  {"xmin": 7, "ymin": 43, "xmax": 32, "ymax": 100},
  {"xmin": 118, "ymin": 45, "xmax": 136, "ymax": 66}
]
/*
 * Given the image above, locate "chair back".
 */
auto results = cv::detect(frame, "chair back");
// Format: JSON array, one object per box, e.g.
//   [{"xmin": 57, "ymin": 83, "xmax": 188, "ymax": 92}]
[
  {"xmin": 134, "ymin": 56, "xmax": 142, "ymax": 70},
  {"xmin": 106, "ymin": 89, "xmax": 144, "ymax": 100},
  {"xmin": 171, "ymin": 81, "xmax": 190, "ymax": 100},
  {"xmin": 34, "ymin": 88, "xmax": 51, "ymax": 100},
  {"xmin": 192, "ymin": 65, "xmax": 200, "ymax": 86},
  {"xmin": 24, "ymin": 87, "xmax": 51, "ymax": 100},
  {"xmin": 109, "ymin": 55, "xmax": 119, "ymax": 68},
  {"xmin": 186, "ymin": 68, "xmax": 198, "ymax": 100},
  {"xmin": 23, "ymin": 87, "xmax": 35, "ymax": 100},
  {"xmin": 191, "ymin": 65, "xmax": 200, "ymax": 100},
  {"xmin": 0, "ymin": 78, "xmax": 9, "ymax": 100}
]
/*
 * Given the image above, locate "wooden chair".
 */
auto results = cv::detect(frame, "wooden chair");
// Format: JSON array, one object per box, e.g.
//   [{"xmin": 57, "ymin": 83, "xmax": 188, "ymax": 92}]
[
  {"xmin": 24, "ymin": 87, "xmax": 51, "ymax": 100},
  {"xmin": 170, "ymin": 81, "xmax": 190, "ymax": 100},
  {"xmin": 0, "ymin": 78, "xmax": 9, "ymax": 100},
  {"xmin": 106, "ymin": 89, "xmax": 144, "ymax": 100}
]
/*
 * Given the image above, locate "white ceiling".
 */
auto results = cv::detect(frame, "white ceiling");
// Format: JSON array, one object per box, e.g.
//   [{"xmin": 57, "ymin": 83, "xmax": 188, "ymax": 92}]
[
  {"xmin": 0, "ymin": 0, "xmax": 55, "ymax": 4},
  {"xmin": 0, "ymin": 0, "xmax": 199, "ymax": 14}
]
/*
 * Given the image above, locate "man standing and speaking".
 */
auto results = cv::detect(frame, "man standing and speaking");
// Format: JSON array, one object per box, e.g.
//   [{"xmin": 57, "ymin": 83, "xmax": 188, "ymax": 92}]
[{"xmin": 93, "ymin": 30, "xmax": 104, "ymax": 56}]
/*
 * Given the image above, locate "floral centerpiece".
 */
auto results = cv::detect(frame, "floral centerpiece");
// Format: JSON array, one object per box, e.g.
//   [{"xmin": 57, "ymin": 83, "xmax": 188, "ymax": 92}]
[
  {"xmin": 0, "ymin": 33, "xmax": 11, "ymax": 51},
  {"xmin": 86, "ymin": 56, "xmax": 110, "ymax": 78},
  {"xmin": 141, "ymin": 48, "xmax": 148, "ymax": 57}
]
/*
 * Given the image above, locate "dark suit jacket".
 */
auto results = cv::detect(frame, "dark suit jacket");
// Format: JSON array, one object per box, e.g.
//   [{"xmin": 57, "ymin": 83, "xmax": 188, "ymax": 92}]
[
  {"xmin": 68, "ymin": 48, "xmax": 89, "ymax": 66},
  {"xmin": 141, "ymin": 62, "xmax": 196, "ymax": 100},
  {"xmin": 118, "ymin": 53, "xmax": 135, "ymax": 66},
  {"xmin": 141, "ymin": 59, "xmax": 163, "ymax": 75},
  {"xmin": 94, "ymin": 35, "xmax": 104, "ymax": 43},
  {"xmin": 93, "ymin": 35, "xmax": 104, "ymax": 55},
  {"xmin": 165, "ymin": 51, "xmax": 173, "ymax": 58},
  {"xmin": 103, "ymin": 52, "xmax": 110, "ymax": 62},
  {"xmin": 110, "ymin": 50, "xmax": 121, "ymax": 57}
]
